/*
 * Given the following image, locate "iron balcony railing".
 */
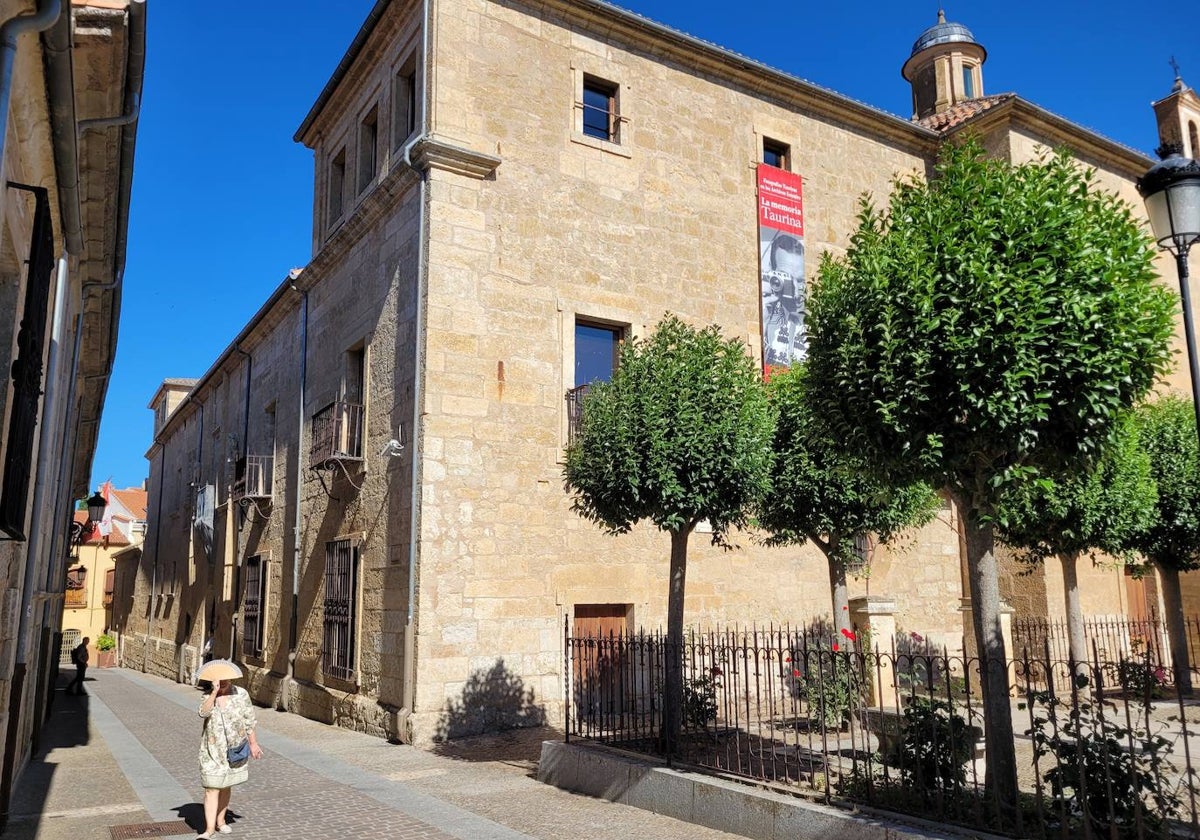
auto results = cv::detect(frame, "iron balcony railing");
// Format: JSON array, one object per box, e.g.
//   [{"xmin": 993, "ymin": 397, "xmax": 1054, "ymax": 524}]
[
  {"xmin": 310, "ymin": 401, "xmax": 365, "ymax": 468},
  {"xmin": 565, "ymin": 384, "xmax": 590, "ymax": 446},
  {"xmin": 231, "ymin": 454, "xmax": 273, "ymax": 501}
]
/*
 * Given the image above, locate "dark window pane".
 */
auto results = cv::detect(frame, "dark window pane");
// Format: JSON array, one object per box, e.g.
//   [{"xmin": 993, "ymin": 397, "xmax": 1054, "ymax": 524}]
[
  {"xmin": 582, "ymin": 84, "xmax": 612, "ymax": 140},
  {"xmin": 575, "ymin": 323, "xmax": 620, "ymax": 386},
  {"xmin": 962, "ymin": 66, "xmax": 974, "ymax": 98}
]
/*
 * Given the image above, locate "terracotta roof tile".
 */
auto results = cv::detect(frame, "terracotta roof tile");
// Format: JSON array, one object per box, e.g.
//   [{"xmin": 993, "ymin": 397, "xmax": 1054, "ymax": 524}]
[
  {"xmin": 917, "ymin": 93, "xmax": 1015, "ymax": 132},
  {"xmin": 112, "ymin": 487, "xmax": 148, "ymax": 519}
]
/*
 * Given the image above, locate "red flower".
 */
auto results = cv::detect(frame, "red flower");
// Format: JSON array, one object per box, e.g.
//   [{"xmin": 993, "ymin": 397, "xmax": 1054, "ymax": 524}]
[
  {"xmin": 840, "ymin": 628, "xmax": 856, "ymax": 642},
  {"xmin": 784, "ymin": 656, "xmax": 791, "ymax": 663},
  {"xmin": 910, "ymin": 631, "xmax": 924, "ymax": 643},
  {"xmin": 832, "ymin": 642, "xmax": 840, "ymax": 652},
  {"xmin": 841, "ymin": 605, "xmax": 848, "ymax": 610},
  {"xmin": 792, "ymin": 669, "xmax": 801, "ymax": 677}
]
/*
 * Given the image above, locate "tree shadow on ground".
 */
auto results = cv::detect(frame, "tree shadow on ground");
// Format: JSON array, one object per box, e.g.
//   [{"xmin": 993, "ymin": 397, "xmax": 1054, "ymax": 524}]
[{"xmin": 430, "ymin": 658, "xmax": 558, "ymax": 765}]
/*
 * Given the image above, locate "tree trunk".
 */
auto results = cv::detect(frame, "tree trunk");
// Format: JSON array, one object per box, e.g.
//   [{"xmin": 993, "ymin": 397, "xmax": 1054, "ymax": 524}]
[
  {"xmin": 962, "ymin": 505, "xmax": 1019, "ymax": 825},
  {"xmin": 1060, "ymin": 551, "xmax": 1088, "ymax": 668},
  {"xmin": 662, "ymin": 527, "xmax": 691, "ymax": 753},
  {"xmin": 1157, "ymin": 562, "xmax": 1193, "ymax": 695},
  {"xmin": 826, "ymin": 544, "xmax": 852, "ymax": 648}
]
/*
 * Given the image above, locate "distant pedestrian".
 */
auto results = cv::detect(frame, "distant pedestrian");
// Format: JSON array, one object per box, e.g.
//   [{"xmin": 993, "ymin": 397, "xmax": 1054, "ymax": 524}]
[
  {"xmin": 196, "ymin": 661, "xmax": 262, "ymax": 839},
  {"xmin": 67, "ymin": 637, "xmax": 89, "ymax": 695}
]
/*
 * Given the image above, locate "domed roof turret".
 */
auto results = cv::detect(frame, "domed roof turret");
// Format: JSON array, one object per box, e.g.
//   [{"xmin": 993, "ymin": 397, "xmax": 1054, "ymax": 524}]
[{"xmin": 909, "ymin": 10, "xmax": 986, "ymax": 62}]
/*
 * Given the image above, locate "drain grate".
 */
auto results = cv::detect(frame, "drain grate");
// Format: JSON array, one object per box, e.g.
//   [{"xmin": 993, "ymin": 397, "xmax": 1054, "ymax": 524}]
[{"xmin": 109, "ymin": 820, "xmax": 191, "ymax": 839}]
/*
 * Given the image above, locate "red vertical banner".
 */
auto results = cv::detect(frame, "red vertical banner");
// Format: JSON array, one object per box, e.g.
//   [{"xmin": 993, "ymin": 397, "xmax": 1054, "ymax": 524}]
[{"xmin": 756, "ymin": 166, "xmax": 807, "ymax": 375}]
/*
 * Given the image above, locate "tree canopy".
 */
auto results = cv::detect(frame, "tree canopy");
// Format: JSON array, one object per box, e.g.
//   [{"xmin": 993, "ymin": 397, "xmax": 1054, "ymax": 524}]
[
  {"xmin": 1130, "ymin": 395, "xmax": 1200, "ymax": 572},
  {"xmin": 809, "ymin": 142, "xmax": 1176, "ymax": 503},
  {"xmin": 564, "ymin": 314, "xmax": 774, "ymax": 542}
]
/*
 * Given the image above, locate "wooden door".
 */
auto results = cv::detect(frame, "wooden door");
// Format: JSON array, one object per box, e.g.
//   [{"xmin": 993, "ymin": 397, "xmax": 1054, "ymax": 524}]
[{"xmin": 572, "ymin": 604, "xmax": 630, "ymax": 724}]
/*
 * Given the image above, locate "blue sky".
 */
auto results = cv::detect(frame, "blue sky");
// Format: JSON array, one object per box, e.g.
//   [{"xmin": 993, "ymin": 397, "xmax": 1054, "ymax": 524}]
[{"xmin": 90, "ymin": 0, "xmax": 1197, "ymax": 490}]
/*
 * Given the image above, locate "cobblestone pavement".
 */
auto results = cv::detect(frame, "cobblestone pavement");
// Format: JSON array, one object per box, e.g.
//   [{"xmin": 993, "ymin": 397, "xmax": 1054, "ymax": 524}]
[{"xmin": 7, "ymin": 669, "xmax": 748, "ymax": 840}]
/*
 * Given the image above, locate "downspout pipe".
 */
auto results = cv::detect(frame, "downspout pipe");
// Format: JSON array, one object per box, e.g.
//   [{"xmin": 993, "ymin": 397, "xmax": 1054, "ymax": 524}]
[
  {"xmin": 397, "ymin": 0, "xmax": 433, "ymax": 739},
  {"xmin": 229, "ymin": 346, "xmax": 252, "ymax": 660},
  {"xmin": 284, "ymin": 278, "xmax": 307, "ymax": 711}
]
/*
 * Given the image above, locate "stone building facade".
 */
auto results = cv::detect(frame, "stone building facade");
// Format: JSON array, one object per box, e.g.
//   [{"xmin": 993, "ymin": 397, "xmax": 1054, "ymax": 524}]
[
  {"xmin": 126, "ymin": 0, "xmax": 1198, "ymax": 744},
  {"xmin": 0, "ymin": 0, "xmax": 143, "ymax": 827}
]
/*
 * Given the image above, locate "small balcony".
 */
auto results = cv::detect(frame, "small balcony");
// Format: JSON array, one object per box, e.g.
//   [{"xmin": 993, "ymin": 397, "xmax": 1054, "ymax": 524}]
[
  {"xmin": 310, "ymin": 401, "xmax": 365, "ymax": 468},
  {"xmin": 231, "ymin": 454, "xmax": 274, "ymax": 501},
  {"xmin": 565, "ymin": 384, "xmax": 590, "ymax": 446}
]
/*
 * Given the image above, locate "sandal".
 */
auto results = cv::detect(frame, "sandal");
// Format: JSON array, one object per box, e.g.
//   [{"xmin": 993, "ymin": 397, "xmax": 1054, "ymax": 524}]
[{"xmin": 217, "ymin": 826, "xmax": 232, "ymax": 835}]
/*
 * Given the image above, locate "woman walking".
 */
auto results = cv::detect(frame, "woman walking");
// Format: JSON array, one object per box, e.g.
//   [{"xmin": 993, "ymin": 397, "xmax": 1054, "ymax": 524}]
[{"xmin": 196, "ymin": 660, "xmax": 262, "ymax": 838}]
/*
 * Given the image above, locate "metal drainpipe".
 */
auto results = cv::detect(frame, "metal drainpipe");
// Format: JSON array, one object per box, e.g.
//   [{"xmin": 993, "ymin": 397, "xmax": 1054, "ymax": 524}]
[
  {"xmin": 396, "ymin": 0, "xmax": 433, "ymax": 741},
  {"xmin": 284, "ymin": 279, "xmax": 307, "ymax": 711},
  {"xmin": 144, "ymin": 435, "xmax": 166, "ymax": 674},
  {"xmin": 230, "ymin": 346, "xmax": 252, "ymax": 660}
]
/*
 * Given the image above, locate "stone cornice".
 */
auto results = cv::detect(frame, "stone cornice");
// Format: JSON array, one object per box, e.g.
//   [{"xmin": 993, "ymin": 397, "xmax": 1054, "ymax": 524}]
[{"xmin": 409, "ymin": 135, "xmax": 502, "ymax": 179}]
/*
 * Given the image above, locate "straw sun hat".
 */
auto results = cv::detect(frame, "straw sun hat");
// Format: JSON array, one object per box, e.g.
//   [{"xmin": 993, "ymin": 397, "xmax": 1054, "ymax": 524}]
[{"xmin": 196, "ymin": 659, "xmax": 243, "ymax": 681}]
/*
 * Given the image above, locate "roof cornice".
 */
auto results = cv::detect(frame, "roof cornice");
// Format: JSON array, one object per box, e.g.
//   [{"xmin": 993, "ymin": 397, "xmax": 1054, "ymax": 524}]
[{"xmin": 940, "ymin": 96, "xmax": 1154, "ymax": 179}]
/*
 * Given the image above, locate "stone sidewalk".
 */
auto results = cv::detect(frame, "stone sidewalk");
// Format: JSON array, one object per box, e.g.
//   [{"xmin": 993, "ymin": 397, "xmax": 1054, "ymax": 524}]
[{"xmin": 6, "ymin": 668, "xmax": 748, "ymax": 840}]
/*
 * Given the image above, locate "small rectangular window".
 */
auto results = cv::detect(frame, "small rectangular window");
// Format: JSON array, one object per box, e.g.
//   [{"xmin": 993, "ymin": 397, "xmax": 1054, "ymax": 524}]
[
  {"xmin": 581, "ymin": 76, "xmax": 618, "ymax": 143},
  {"xmin": 962, "ymin": 66, "xmax": 975, "ymax": 99},
  {"xmin": 358, "ymin": 108, "xmax": 378, "ymax": 193},
  {"xmin": 763, "ymin": 138, "xmax": 790, "ymax": 170},
  {"xmin": 328, "ymin": 148, "xmax": 346, "ymax": 223},
  {"xmin": 392, "ymin": 62, "xmax": 417, "ymax": 149},
  {"xmin": 323, "ymin": 539, "xmax": 359, "ymax": 682}
]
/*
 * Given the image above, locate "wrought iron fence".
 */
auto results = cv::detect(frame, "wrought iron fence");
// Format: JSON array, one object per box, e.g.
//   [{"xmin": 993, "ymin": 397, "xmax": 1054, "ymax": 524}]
[
  {"xmin": 565, "ymin": 385, "xmax": 589, "ymax": 446},
  {"xmin": 565, "ymin": 623, "xmax": 1200, "ymax": 839},
  {"xmin": 1013, "ymin": 616, "xmax": 1200, "ymax": 692}
]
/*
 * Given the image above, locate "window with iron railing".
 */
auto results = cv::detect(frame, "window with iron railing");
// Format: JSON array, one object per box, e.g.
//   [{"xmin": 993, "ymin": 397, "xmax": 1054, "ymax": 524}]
[
  {"xmin": 231, "ymin": 454, "xmax": 274, "ymax": 500},
  {"xmin": 323, "ymin": 539, "xmax": 359, "ymax": 682},
  {"xmin": 242, "ymin": 555, "xmax": 266, "ymax": 657},
  {"xmin": 309, "ymin": 401, "xmax": 365, "ymax": 468},
  {"xmin": 566, "ymin": 384, "xmax": 590, "ymax": 446}
]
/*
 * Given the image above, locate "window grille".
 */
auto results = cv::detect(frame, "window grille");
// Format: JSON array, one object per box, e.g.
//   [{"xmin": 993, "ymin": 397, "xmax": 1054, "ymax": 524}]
[
  {"xmin": 242, "ymin": 555, "xmax": 266, "ymax": 657},
  {"xmin": 323, "ymin": 539, "xmax": 359, "ymax": 681}
]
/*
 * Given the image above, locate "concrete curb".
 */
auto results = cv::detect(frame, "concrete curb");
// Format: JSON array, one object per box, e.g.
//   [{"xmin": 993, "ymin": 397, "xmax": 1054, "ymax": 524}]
[{"xmin": 537, "ymin": 740, "xmax": 1002, "ymax": 840}]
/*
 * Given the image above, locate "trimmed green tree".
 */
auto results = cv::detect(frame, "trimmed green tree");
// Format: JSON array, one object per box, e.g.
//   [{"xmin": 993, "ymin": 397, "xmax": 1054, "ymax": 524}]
[
  {"xmin": 563, "ymin": 314, "xmax": 774, "ymax": 751},
  {"xmin": 996, "ymin": 412, "xmax": 1157, "ymax": 667},
  {"xmin": 1129, "ymin": 395, "xmax": 1200, "ymax": 693},
  {"xmin": 757, "ymin": 364, "xmax": 939, "ymax": 643},
  {"xmin": 806, "ymin": 142, "xmax": 1176, "ymax": 818}
]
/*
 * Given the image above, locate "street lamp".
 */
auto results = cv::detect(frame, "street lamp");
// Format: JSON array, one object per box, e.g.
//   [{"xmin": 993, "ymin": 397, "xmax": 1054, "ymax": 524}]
[
  {"xmin": 1138, "ymin": 142, "xmax": 1200, "ymax": 443},
  {"xmin": 85, "ymin": 489, "xmax": 107, "ymax": 526}
]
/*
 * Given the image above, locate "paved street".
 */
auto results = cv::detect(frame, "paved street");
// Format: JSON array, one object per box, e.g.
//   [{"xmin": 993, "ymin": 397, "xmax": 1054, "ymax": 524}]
[{"xmin": 7, "ymin": 669, "xmax": 747, "ymax": 840}]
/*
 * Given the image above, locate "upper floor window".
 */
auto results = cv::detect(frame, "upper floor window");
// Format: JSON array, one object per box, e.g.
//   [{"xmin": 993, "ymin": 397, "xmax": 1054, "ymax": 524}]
[
  {"xmin": 328, "ymin": 148, "xmax": 347, "ymax": 223},
  {"xmin": 392, "ymin": 60, "xmax": 417, "ymax": 150},
  {"xmin": 575, "ymin": 321, "xmax": 621, "ymax": 387},
  {"xmin": 1190, "ymin": 121, "xmax": 1199, "ymax": 159},
  {"xmin": 763, "ymin": 138, "xmax": 790, "ymax": 170},
  {"xmin": 358, "ymin": 108, "xmax": 378, "ymax": 194},
  {"xmin": 962, "ymin": 65, "xmax": 975, "ymax": 99},
  {"xmin": 581, "ymin": 76, "xmax": 619, "ymax": 143}
]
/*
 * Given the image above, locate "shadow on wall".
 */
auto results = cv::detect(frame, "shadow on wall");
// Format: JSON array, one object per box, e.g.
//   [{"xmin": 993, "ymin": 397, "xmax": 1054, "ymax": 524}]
[{"xmin": 434, "ymin": 658, "xmax": 546, "ymax": 744}]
